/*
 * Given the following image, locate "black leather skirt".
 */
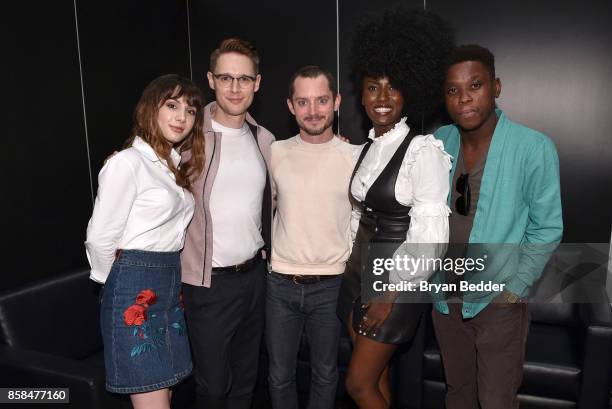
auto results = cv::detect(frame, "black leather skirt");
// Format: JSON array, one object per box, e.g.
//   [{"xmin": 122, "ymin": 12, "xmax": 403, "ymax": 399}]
[{"xmin": 337, "ymin": 210, "xmax": 426, "ymax": 344}]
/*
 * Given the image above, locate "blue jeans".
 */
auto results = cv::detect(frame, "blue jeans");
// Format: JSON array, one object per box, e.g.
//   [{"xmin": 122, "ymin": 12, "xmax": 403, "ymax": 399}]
[{"xmin": 265, "ymin": 272, "xmax": 342, "ymax": 409}]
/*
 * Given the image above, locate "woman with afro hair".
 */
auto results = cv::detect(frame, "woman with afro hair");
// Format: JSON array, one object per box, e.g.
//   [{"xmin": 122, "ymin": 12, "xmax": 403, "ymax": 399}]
[{"xmin": 337, "ymin": 7, "xmax": 454, "ymax": 408}]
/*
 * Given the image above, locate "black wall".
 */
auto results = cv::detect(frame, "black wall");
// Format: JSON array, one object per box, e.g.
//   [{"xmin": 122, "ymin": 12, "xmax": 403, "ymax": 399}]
[
  {"xmin": 425, "ymin": 0, "xmax": 612, "ymax": 243},
  {"xmin": 189, "ymin": 0, "xmax": 337, "ymax": 139},
  {"xmin": 2, "ymin": 0, "xmax": 610, "ymax": 291},
  {"xmin": 1, "ymin": 1, "xmax": 190, "ymax": 292},
  {"xmin": 1, "ymin": 1, "xmax": 91, "ymax": 292},
  {"xmin": 337, "ymin": 0, "xmax": 612, "ymax": 243},
  {"xmin": 77, "ymin": 1, "xmax": 191, "ymax": 182}
]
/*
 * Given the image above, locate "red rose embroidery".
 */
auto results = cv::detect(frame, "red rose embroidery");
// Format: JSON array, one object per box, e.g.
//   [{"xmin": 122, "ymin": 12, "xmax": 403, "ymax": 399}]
[
  {"xmin": 135, "ymin": 289, "xmax": 157, "ymax": 307},
  {"xmin": 124, "ymin": 304, "xmax": 147, "ymax": 326}
]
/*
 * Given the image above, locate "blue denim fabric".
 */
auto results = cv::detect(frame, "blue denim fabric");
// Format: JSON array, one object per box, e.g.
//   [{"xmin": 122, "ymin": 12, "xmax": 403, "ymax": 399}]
[
  {"xmin": 100, "ymin": 250, "xmax": 192, "ymax": 394},
  {"xmin": 265, "ymin": 272, "xmax": 342, "ymax": 409}
]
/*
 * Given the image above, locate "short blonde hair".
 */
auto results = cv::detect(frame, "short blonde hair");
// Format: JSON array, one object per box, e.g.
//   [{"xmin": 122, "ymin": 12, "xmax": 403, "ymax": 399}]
[{"xmin": 209, "ymin": 38, "xmax": 259, "ymax": 74}]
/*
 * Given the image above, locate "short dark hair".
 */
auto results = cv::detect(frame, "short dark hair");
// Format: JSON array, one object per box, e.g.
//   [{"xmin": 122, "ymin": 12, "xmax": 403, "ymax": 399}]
[
  {"xmin": 288, "ymin": 65, "xmax": 337, "ymax": 99},
  {"xmin": 210, "ymin": 37, "xmax": 260, "ymax": 74},
  {"xmin": 447, "ymin": 44, "xmax": 496, "ymax": 78}
]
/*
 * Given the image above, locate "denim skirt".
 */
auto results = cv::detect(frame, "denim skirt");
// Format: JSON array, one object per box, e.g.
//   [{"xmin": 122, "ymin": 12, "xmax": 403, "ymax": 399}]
[{"xmin": 100, "ymin": 250, "xmax": 192, "ymax": 394}]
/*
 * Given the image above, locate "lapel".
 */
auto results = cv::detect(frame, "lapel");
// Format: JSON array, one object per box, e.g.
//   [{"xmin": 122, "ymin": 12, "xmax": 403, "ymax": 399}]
[{"xmin": 444, "ymin": 109, "xmax": 508, "ymax": 242}]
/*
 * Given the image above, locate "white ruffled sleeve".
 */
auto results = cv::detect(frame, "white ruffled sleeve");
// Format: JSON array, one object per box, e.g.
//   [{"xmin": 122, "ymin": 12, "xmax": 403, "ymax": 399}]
[{"xmin": 390, "ymin": 135, "xmax": 451, "ymax": 283}]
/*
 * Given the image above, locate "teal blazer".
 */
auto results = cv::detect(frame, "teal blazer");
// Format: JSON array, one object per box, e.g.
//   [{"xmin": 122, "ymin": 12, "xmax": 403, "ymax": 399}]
[{"xmin": 433, "ymin": 109, "xmax": 563, "ymax": 318}]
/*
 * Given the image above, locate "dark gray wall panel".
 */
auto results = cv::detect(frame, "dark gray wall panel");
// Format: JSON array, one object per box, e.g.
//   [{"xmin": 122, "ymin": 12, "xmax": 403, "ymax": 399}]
[
  {"xmin": 1, "ymin": 0, "xmax": 608, "ymax": 295},
  {"xmin": 427, "ymin": 0, "xmax": 612, "ymax": 242},
  {"xmin": 77, "ymin": 0, "xmax": 191, "ymax": 181},
  {"xmin": 339, "ymin": 0, "xmax": 611, "ymax": 242},
  {"xmin": 0, "ymin": 2, "xmax": 91, "ymax": 291},
  {"xmin": 189, "ymin": 0, "xmax": 337, "ymax": 140},
  {"xmin": 0, "ymin": 1, "xmax": 192, "ymax": 292}
]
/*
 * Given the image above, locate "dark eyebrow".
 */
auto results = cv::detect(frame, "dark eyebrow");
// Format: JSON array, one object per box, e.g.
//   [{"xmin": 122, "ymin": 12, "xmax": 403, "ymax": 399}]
[
  {"xmin": 294, "ymin": 95, "xmax": 330, "ymax": 100},
  {"xmin": 216, "ymin": 72, "xmax": 255, "ymax": 77},
  {"xmin": 445, "ymin": 75, "xmax": 483, "ymax": 85},
  {"xmin": 165, "ymin": 98, "xmax": 195, "ymax": 109}
]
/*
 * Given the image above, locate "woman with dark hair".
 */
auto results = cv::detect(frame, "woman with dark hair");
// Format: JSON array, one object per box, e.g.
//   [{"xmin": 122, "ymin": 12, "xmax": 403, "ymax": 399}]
[
  {"xmin": 85, "ymin": 74, "xmax": 205, "ymax": 409},
  {"xmin": 337, "ymin": 8, "xmax": 454, "ymax": 409}
]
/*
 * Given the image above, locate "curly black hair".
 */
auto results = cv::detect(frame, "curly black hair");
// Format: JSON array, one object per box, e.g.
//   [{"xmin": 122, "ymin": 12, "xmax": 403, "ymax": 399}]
[{"xmin": 350, "ymin": 7, "xmax": 455, "ymax": 125}]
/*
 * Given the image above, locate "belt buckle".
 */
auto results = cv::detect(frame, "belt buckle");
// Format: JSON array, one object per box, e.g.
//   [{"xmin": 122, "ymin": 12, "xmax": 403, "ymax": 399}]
[
  {"xmin": 292, "ymin": 275, "xmax": 304, "ymax": 285},
  {"xmin": 235, "ymin": 261, "xmax": 246, "ymax": 273}
]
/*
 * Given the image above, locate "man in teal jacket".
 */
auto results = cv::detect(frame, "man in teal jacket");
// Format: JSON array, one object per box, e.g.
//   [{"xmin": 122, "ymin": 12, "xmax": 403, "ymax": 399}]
[{"xmin": 432, "ymin": 45, "xmax": 563, "ymax": 409}]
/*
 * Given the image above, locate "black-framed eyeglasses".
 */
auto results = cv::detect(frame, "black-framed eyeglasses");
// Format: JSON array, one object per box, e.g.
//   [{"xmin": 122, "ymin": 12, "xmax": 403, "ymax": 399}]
[
  {"xmin": 212, "ymin": 73, "xmax": 256, "ymax": 88},
  {"xmin": 455, "ymin": 173, "xmax": 471, "ymax": 216}
]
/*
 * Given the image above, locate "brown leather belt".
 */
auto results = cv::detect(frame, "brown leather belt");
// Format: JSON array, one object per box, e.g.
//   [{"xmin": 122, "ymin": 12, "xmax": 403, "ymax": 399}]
[
  {"xmin": 211, "ymin": 252, "xmax": 262, "ymax": 275},
  {"xmin": 272, "ymin": 271, "xmax": 340, "ymax": 285}
]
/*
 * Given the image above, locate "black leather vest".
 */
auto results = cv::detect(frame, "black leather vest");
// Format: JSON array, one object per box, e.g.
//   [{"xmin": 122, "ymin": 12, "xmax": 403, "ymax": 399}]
[{"xmin": 349, "ymin": 131, "xmax": 414, "ymax": 242}]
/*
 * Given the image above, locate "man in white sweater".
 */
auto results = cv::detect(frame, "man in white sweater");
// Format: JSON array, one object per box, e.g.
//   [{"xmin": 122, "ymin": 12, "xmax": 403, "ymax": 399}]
[{"xmin": 266, "ymin": 66, "xmax": 359, "ymax": 409}]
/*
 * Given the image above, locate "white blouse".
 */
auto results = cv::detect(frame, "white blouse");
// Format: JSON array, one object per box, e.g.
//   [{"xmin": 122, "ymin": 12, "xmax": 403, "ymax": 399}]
[
  {"xmin": 350, "ymin": 117, "xmax": 451, "ymax": 283},
  {"xmin": 85, "ymin": 136, "xmax": 195, "ymax": 284}
]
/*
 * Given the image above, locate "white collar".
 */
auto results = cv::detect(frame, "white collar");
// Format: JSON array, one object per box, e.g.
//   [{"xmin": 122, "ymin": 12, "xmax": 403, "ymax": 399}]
[
  {"xmin": 132, "ymin": 136, "xmax": 181, "ymax": 168},
  {"xmin": 367, "ymin": 117, "xmax": 410, "ymax": 145}
]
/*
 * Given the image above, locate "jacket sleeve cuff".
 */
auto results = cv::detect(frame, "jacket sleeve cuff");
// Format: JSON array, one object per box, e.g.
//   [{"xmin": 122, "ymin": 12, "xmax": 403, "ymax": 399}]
[{"xmin": 89, "ymin": 270, "xmax": 107, "ymax": 284}]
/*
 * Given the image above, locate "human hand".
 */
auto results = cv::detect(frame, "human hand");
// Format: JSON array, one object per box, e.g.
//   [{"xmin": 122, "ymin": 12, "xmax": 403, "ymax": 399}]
[
  {"xmin": 335, "ymin": 134, "xmax": 349, "ymax": 143},
  {"xmin": 358, "ymin": 302, "xmax": 393, "ymax": 337}
]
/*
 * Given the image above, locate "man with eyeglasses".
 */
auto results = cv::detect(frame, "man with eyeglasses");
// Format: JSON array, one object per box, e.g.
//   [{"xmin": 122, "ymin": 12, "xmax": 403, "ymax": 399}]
[
  {"xmin": 181, "ymin": 37, "xmax": 274, "ymax": 409},
  {"xmin": 432, "ymin": 45, "xmax": 563, "ymax": 409}
]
